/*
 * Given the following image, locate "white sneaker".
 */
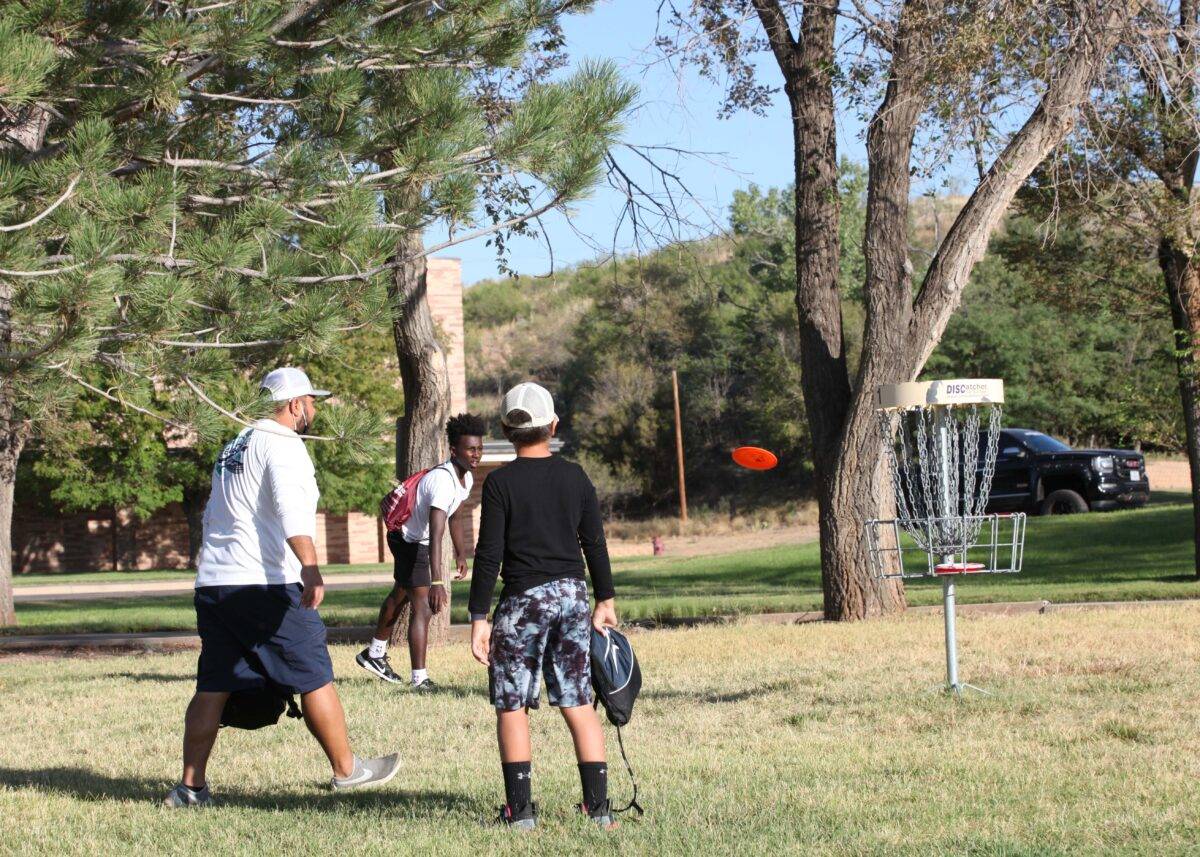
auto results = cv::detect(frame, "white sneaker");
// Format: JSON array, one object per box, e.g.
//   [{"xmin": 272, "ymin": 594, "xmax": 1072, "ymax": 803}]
[
  {"xmin": 331, "ymin": 754, "xmax": 402, "ymax": 791},
  {"xmin": 162, "ymin": 783, "xmax": 212, "ymax": 808}
]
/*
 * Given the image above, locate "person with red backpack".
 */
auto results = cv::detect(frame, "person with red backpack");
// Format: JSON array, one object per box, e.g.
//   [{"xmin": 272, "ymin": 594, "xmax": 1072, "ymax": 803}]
[{"xmin": 357, "ymin": 413, "xmax": 485, "ymax": 691}]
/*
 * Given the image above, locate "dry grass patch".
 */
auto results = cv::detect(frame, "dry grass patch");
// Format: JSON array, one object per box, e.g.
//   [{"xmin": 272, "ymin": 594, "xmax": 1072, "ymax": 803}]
[{"xmin": 2, "ymin": 605, "xmax": 1200, "ymax": 855}]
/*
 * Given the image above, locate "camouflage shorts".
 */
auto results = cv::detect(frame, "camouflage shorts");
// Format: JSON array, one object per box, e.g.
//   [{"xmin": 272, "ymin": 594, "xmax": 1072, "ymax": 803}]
[{"xmin": 489, "ymin": 578, "xmax": 592, "ymax": 711}]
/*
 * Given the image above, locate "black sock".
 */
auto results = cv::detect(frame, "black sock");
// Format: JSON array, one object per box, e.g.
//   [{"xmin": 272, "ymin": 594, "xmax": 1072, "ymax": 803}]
[
  {"xmin": 578, "ymin": 761, "xmax": 608, "ymax": 814},
  {"xmin": 501, "ymin": 761, "xmax": 532, "ymax": 810}
]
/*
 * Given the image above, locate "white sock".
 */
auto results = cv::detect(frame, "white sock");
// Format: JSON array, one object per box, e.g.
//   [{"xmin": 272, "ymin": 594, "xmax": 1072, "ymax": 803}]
[
  {"xmin": 411, "ymin": 668, "xmax": 428, "ymax": 686},
  {"xmin": 368, "ymin": 638, "xmax": 388, "ymax": 659}
]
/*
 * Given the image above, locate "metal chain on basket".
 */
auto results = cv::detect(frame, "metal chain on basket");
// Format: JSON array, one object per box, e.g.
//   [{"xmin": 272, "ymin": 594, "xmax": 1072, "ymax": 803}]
[
  {"xmin": 946, "ymin": 407, "xmax": 963, "ymax": 547},
  {"xmin": 974, "ymin": 405, "xmax": 1002, "ymax": 517},
  {"xmin": 874, "ymin": 398, "xmax": 1007, "ymax": 571},
  {"xmin": 880, "ymin": 409, "xmax": 927, "ymax": 552},
  {"xmin": 958, "ymin": 404, "xmax": 982, "ymax": 547},
  {"xmin": 914, "ymin": 408, "xmax": 937, "ymax": 539}
]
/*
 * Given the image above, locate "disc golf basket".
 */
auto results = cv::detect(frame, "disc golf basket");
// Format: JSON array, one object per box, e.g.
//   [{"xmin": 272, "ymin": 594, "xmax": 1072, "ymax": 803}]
[{"xmin": 864, "ymin": 379, "xmax": 1026, "ymax": 696}]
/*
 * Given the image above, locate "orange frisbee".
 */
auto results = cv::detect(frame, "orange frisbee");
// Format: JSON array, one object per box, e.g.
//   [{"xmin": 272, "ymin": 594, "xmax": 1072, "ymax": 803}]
[{"xmin": 732, "ymin": 446, "xmax": 778, "ymax": 470}]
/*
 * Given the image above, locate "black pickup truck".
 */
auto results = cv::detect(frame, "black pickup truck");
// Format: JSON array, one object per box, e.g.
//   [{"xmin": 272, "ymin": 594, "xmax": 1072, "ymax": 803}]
[{"xmin": 985, "ymin": 429, "xmax": 1150, "ymax": 515}]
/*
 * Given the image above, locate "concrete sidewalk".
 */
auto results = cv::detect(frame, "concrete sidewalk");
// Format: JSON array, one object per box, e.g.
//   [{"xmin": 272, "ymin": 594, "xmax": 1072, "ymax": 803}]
[{"xmin": 12, "ymin": 573, "xmax": 394, "ymax": 603}]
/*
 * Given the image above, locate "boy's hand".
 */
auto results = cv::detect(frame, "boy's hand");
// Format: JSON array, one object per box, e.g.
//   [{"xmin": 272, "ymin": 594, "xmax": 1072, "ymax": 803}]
[
  {"xmin": 454, "ymin": 556, "xmax": 469, "ymax": 580},
  {"xmin": 592, "ymin": 599, "xmax": 617, "ymax": 636},
  {"xmin": 471, "ymin": 620, "xmax": 491, "ymax": 666},
  {"xmin": 428, "ymin": 584, "xmax": 448, "ymax": 614}
]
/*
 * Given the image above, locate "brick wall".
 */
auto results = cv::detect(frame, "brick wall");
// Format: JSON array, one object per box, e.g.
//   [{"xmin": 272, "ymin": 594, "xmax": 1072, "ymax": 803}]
[
  {"xmin": 14, "ymin": 505, "xmax": 389, "ymax": 573},
  {"xmin": 426, "ymin": 257, "xmax": 467, "ymax": 414}
]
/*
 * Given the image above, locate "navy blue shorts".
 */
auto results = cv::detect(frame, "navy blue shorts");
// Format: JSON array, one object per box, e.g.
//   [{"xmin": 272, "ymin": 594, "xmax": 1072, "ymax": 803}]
[{"xmin": 195, "ymin": 583, "xmax": 334, "ymax": 695}]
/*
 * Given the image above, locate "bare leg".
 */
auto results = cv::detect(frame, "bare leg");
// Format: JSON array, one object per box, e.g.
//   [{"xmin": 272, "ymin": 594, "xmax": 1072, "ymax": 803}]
[
  {"xmin": 407, "ymin": 586, "xmax": 432, "ymax": 671},
  {"xmin": 559, "ymin": 704, "xmax": 606, "ymax": 763},
  {"xmin": 181, "ymin": 691, "xmax": 229, "ymax": 788},
  {"xmin": 372, "ymin": 584, "xmax": 408, "ymax": 641},
  {"xmin": 496, "ymin": 708, "xmax": 531, "ymax": 762},
  {"xmin": 299, "ymin": 682, "xmax": 355, "ymax": 778}
]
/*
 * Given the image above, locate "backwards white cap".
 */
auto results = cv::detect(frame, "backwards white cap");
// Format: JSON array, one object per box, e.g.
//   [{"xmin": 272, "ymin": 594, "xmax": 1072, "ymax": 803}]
[
  {"xmin": 260, "ymin": 367, "xmax": 331, "ymax": 402},
  {"xmin": 501, "ymin": 382, "xmax": 557, "ymax": 428}
]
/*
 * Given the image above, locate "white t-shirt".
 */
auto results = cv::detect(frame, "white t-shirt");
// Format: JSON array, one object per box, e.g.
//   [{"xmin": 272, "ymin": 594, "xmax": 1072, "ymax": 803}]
[
  {"xmin": 400, "ymin": 461, "xmax": 473, "ymax": 545},
  {"xmin": 195, "ymin": 419, "xmax": 320, "ymax": 587}
]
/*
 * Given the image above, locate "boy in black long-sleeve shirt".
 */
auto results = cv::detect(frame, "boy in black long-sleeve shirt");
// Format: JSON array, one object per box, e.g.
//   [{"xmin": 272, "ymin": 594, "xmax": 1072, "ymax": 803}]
[{"xmin": 469, "ymin": 382, "xmax": 618, "ymax": 831}]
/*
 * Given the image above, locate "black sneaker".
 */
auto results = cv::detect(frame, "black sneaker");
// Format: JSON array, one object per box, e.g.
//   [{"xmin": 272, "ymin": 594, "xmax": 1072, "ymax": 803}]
[
  {"xmin": 356, "ymin": 648, "xmax": 403, "ymax": 684},
  {"xmin": 577, "ymin": 800, "xmax": 618, "ymax": 831},
  {"xmin": 412, "ymin": 677, "xmax": 437, "ymax": 693},
  {"xmin": 494, "ymin": 802, "xmax": 537, "ymax": 830}
]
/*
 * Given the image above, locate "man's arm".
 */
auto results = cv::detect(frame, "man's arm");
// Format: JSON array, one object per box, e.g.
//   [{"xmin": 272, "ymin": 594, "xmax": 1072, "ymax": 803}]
[
  {"xmin": 265, "ymin": 439, "xmax": 322, "ymax": 608},
  {"xmin": 286, "ymin": 535, "xmax": 324, "ymax": 609},
  {"xmin": 427, "ymin": 507, "xmax": 449, "ymax": 614},
  {"xmin": 448, "ymin": 508, "xmax": 470, "ymax": 580}
]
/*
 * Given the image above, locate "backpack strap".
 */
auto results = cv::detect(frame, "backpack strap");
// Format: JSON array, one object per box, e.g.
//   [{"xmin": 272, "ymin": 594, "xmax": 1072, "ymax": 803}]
[{"xmin": 612, "ymin": 725, "xmax": 644, "ymax": 817}]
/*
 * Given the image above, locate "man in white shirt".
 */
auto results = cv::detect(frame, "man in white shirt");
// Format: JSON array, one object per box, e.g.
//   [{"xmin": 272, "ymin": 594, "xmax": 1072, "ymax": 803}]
[
  {"xmin": 164, "ymin": 368, "xmax": 401, "ymax": 808},
  {"xmin": 357, "ymin": 413, "xmax": 484, "ymax": 690}
]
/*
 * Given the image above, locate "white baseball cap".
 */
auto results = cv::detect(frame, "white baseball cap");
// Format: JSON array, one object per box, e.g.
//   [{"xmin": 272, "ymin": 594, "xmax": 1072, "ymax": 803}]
[
  {"xmin": 260, "ymin": 367, "xmax": 331, "ymax": 402},
  {"xmin": 501, "ymin": 382, "xmax": 557, "ymax": 428}
]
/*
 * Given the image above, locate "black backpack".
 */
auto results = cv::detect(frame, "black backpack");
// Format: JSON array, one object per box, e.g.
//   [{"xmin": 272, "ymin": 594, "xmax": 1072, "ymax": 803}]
[
  {"xmin": 220, "ymin": 685, "xmax": 302, "ymax": 730},
  {"xmin": 590, "ymin": 627, "xmax": 644, "ymax": 816}
]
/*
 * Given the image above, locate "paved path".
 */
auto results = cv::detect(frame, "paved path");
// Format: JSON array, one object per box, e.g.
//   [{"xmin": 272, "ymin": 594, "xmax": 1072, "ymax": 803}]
[{"xmin": 12, "ymin": 573, "xmax": 394, "ymax": 602}]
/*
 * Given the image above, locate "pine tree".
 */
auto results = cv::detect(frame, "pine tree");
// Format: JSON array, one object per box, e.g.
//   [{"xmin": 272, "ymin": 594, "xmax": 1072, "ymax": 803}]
[{"xmin": 0, "ymin": 1, "xmax": 633, "ymax": 625}]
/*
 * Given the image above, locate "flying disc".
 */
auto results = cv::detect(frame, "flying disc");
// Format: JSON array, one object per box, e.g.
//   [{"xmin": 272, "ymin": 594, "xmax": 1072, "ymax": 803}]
[{"xmin": 732, "ymin": 446, "xmax": 778, "ymax": 470}]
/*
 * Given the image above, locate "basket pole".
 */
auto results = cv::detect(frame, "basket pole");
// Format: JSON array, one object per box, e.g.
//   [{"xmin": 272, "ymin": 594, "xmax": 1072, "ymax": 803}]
[
  {"xmin": 942, "ymin": 573, "xmax": 959, "ymax": 692},
  {"xmin": 936, "ymin": 408, "xmax": 961, "ymax": 694}
]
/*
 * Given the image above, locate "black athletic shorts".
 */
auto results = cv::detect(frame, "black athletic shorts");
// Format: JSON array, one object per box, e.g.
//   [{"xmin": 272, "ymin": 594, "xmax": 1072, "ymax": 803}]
[{"xmin": 388, "ymin": 530, "xmax": 432, "ymax": 589}]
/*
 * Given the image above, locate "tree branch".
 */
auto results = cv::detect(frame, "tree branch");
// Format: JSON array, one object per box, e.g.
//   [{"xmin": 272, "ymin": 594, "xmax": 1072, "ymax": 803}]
[
  {"xmin": 750, "ymin": 0, "xmax": 798, "ymax": 71},
  {"xmin": 0, "ymin": 174, "xmax": 82, "ymax": 233},
  {"xmin": 907, "ymin": 0, "xmax": 1130, "ymax": 372}
]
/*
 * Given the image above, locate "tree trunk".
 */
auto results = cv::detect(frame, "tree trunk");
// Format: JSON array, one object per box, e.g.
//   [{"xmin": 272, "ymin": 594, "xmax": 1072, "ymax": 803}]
[
  {"xmin": 1159, "ymin": 238, "xmax": 1200, "ymax": 576},
  {"xmin": 182, "ymin": 484, "xmax": 209, "ymax": 570},
  {"xmin": 388, "ymin": 227, "xmax": 454, "ymax": 645},
  {"xmin": 0, "ymin": 286, "xmax": 26, "ymax": 624},
  {"xmin": 0, "ymin": 422, "xmax": 24, "ymax": 626},
  {"xmin": 774, "ymin": 0, "xmax": 906, "ymax": 619},
  {"xmin": 0, "ymin": 106, "xmax": 50, "ymax": 625},
  {"xmin": 754, "ymin": 0, "xmax": 1121, "ymax": 620}
]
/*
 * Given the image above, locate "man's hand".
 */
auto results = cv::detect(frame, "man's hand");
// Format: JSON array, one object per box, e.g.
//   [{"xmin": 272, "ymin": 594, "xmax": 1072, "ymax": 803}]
[
  {"xmin": 592, "ymin": 598, "xmax": 617, "ymax": 635},
  {"xmin": 454, "ymin": 556, "xmax": 469, "ymax": 580},
  {"xmin": 428, "ymin": 584, "xmax": 448, "ymax": 614},
  {"xmin": 300, "ymin": 564, "xmax": 325, "ymax": 609},
  {"xmin": 471, "ymin": 620, "xmax": 491, "ymax": 666}
]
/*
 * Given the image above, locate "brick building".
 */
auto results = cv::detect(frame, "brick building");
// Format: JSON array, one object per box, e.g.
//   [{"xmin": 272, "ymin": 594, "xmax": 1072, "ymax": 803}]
[{"xmin": 14, "ymin": 257, "xmax": 492, "ymax": 574}]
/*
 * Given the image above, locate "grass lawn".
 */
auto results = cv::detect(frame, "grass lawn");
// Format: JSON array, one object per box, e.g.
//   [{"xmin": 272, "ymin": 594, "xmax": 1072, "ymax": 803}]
[
  {"xmin": 2, "ymin": 606, "xmax": 1199, "ymax": 854},
  {"xmin": 8, "ymin": 499, "xmax": 1200, "ymax": 635}
]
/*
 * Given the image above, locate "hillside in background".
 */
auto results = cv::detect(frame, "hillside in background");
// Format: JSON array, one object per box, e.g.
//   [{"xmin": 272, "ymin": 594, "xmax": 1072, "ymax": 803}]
[{"xmin": 465, "ymin": 172, "xmax": 1180, "ymax": 516}]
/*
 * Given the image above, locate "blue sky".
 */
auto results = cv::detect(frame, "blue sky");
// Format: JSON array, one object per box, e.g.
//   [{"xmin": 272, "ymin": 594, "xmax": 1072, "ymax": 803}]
[{"xmin": 432, "ymin": 0, "xmax": 875, "ymax": 285}]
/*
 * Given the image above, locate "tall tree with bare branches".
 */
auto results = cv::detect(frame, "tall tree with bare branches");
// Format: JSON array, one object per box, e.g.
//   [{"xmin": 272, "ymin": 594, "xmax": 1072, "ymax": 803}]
[
  {"xmin": 659, "ymin": 0, "xmax": 1131, "ymax": 619},
  {"xmin": 1014, "ymin": 1, "xmax": 1200, "ymax": 574}
]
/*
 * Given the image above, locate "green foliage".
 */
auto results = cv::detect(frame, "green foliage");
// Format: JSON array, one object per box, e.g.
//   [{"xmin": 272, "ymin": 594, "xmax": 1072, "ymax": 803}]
[{"xmin": 3, "ymin": 0, "xmax": 632, "ymax": 528}]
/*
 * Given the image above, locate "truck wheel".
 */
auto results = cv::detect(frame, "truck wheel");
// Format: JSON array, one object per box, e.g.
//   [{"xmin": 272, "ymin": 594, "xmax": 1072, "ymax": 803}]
[{"xmin": 1041, "ymin": 489, "xmax": 1089, "ymax": 516}]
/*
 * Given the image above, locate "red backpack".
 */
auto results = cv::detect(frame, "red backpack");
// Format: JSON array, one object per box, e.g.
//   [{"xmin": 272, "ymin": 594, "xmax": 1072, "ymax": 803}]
[{"xmin": 379, "ymin": 468, "xmax": 431, "ymax": 532}]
